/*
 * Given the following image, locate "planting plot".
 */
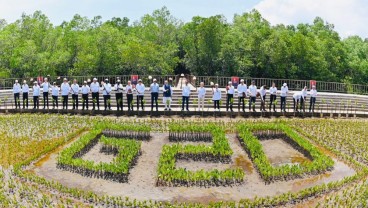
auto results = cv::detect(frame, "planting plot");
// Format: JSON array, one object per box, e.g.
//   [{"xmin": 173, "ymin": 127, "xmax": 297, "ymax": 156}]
[{"xmin": 237, "ymin": 124, "xmax": 334, "ymax": 182}]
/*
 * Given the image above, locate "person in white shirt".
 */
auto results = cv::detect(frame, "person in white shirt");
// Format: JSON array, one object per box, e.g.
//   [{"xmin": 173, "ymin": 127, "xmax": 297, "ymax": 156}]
[
  {"xmin": 197, "ymin": 82, "xmax": 206, "ymax": 111},
  {"xmin": 136, "ymin": 79, "xmax": 145, "ymax": 111},
  {"xmin": 309, "ymin": 85, "xmax": 317, "ymax": 112},
  {"xmin": 125, "ymin": 80, "xmax": 134, "ymax": 111},
  {"xmin": 237, "ymin": 79, "xmax": 247, "ymax": 112},
  {"xmin": 90, "ymin": 78, "xmax": 100, "ymax": 110},
  {"xmin": 212, "ymin": 84, "xmax": 221, "ymax": 111},
  {"xmin": 150, "ymin": 79, "xmax": 159, "ymax": 111},
  {"xmin": 22, "ymin": 80, "xmax": 29, "ymax": 109},
  {"xmin": 163, "ymin": 80, "xmax": 173, "ymax": 111},
  {"xmin": 32, "ymin": 81, "xmax": 40, "ymax": 109},
  {"xmin": 102, "ymin": 79, "xmax": 112, "ymax": 110},
  {"xmin": 13, "ymin": 80, "xmax": 21, "ymax": 109},
  {"xmin": 41, "ymin": 78, "xmax": 51, "ymax": 109},
  {"xmin": 60, "ymin": 78, "xmax": 70, "ymax": 109},
  {"xmin": 70, "ymin": 79, "xmax": 80, "ymax": 110},
  {"xmin": 81, "ymin": 81, "xmax": 90, "ymax": 110},
  {"xmin": 248, "ymin": 81, "xmax": 257, "ymax": 112},
  {"xmin": 259, "ymin": 85, "xmax": 267, "ymax": 112},
  {"xmin": 51, "ymin": 82, "xmax": 60, "ymax": 109},
  {"xmin": 182, "ymin": 80, "xmax": 191, "ymax": 111},
  {"xmin": 114, "ymin": 79, "xmax": 124, "ymax": 111},
  {"xmin": 293, "ymin": 91, "xmax": 303, "ymax": 112},
  {"xmin": 280, "ymin": 83, "xmax": 288, "ymax": 112},
  {"xmin": 226, "ymin": 81, "xmax": 234, "ymax": 112},
  {"xmin": 269, "ymin": 82, "xmax": 277, "ymax": 112},
  {"xmin": 301, "ymin": 86, "xmax": 308, "ymax": 112}
]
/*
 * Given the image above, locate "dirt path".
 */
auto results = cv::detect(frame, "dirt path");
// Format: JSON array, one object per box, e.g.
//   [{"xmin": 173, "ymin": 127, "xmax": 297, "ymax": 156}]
[{"xmin": 28, "ymin": 133, "xmax": 356, "ymax": 204}]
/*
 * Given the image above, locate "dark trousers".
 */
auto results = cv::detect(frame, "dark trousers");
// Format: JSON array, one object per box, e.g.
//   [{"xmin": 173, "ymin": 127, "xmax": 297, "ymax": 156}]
[
  {"xmin": 226, "ymin": 94, "xmax": 233, "ymax": 111},
  {"xmin": 127, "ymin": 94, "xmax": 133, "ymax": 110},
  {"xmin": 72, "ymin": 94, "xmax": 78, "ymax": 109},
  {"xmin": 182, "ymin": 96, "xmax": 189, "ymax": 110},
  {"xmin": 300, "ymin": 97, "xmax": 306, "ymax": 112},
  {"xmin": 62, "ymin": 95, "xmax": 68, "ymax": 109},
  {"xmin": 260, "ymin": 96, "xmax": 266, "ymax": 111},
  {"xmin": 33, "ymin": 96, "xmax": 39, "ymax": 109},
  {"xmin": 269, "ymin": 94, "xmax": 276, "ymax": 111},
  {"xmin": 281, "ymin": 96, "xmax": 286, "ymax": 111},
  {"xmin": 115, "ymin": 93, "xmax": 123, "ymax": 110},
  {"xmin": 249, "ymin": 96, "xmax": 256, "ymax": 111},
  {"xmin": 82, "ymin": 94, "xmax": 88, "ymax": 110},
  {"xmin": 14, "ymin": 93, "xmax": 20, "ymax": 108},
  {"xmin": 151, "ymin": 92, "xmax": 158, "ymax": 111},
  {"xmin": 23, "ymin": 93, "xmax": 28, "ymax": 108},
  {"xmin": 293, "ymin": 98, "xmax": 300, "ymax": 112},
  {"xmin": 238, "ymin": 97, "xmax": 245, "ymax": 111},
  {"xmin": 309, "ymin": 97, "xmax": 316, "ymax": 112},
  {"xmin": 103, "ymin": 94, "xmax": 111, "ymax": 110},
  {"xmin": 92, "ymin": 92, "xmax": 99, "ymax": 110},
  {"xmin": 137, "ymin": 95, "xmax": 144, "ymax": 110},
  {"xmin": 213, "ymin": 100, "xmax": 220, "ymax": 109},
  {"xmin": 52, "ymin": 96, "xmax": 58, "ymax": 108},
  {"xmin": 43, "ymin": 92, "xmax": 49, "ymax": 108}
]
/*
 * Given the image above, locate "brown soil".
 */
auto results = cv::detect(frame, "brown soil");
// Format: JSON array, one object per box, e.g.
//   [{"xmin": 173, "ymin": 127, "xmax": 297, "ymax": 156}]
[{"xmin": 27, "ymin": 133, "xmax": 356, "ymax": 204}]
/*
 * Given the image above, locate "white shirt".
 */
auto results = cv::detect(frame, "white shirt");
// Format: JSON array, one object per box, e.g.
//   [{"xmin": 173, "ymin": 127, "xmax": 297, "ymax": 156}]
[
  {"xmin": 60, "ymin": 83, "xmax": 70, "ymax": 96},
  {"xmin": 310, "ymin": 89, "xmax": 317, "ymax": 98},
  {"xmin": 13, "ymin": 83, "xmax": 21, "ymax": 94},
  {"xmin": 248, "ymin": 85, "xmax": 257, "ymax": 97},
  {"xmin": 52, "ymin": 86, "xmax": 60, "ymax": 96},
  {"xmin": 227, "ymin": 86, "xmax": 235, "ymax": 94},
  {"xmin": 22, "ymin": 84, "xmax": 29, "ymax": 93},
  {"xmin": 280, "ymin": 86, "xmax": 288, "ymax": 97},
  {"xmin": 81, "ymin": 85, "xmax": 90, "ymax": 94},
  {"xmin": 41, "ymin": 82, "xmax": 50, "ymax": 92},
  {"xmin": 260, "ymin": 87, "xmax": 266, "ymax": 97},
  {"xmin": 114, "ymin": 83, "xmax": 123, "ymax": 93},
  {"xmin": 150, "ymin": 83, "xmax": 160, "ymax": 93},
  {"xmin": 71, "ymin": 84, "xmax": 79, "ymax": 95},
  {"xmin": 293, "ymin": 92, "xmax": 302, "ymax": 100},
  {"xmin": 182, "ymin": 85, "xmax": 191, "ymax": 97},
  {"xmin": 135, "ymin": 83, "xmax": 145, "ymax": 95},
  {"xmin": 197, "ymin": 87, "xmax": 206, "ymax": 98},
  {"xmin": 237, "ymin": 84, "xmax": 247, "ymax": 97},
  {"xmin": 33, "ymin": 85, "xmax": 40, "ymax": 96},
  {"xmin": 301, "ymin": 89, "xmax": 307, "ymax": 98},
  {"xmin": 212, "ymin": 88, "xmax": 222, "ymax": 100},
  {"xmin": 125, "ymin": 85, "xmax": 133, "ymax": 95},
  {"xmin": 269, "ymin": 87, "xmax": 277, "ymax": 95},
  {"xmin": 102, "ymin": 83, "xmax": 112, "ymax": 95},
  {"xmin": 90, "ymin": 82, "xmax": 100, "ymax": 93}
]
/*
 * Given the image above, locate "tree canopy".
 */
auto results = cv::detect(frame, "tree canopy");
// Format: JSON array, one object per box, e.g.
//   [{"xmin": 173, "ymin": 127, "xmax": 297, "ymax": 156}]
[{"xmin": 0, "ymin": 8, "xmax": 367, "ymax": 84}]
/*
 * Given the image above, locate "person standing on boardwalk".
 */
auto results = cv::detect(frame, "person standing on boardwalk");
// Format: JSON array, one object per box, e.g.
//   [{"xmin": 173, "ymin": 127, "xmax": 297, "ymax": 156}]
[
  {"xmin": 81, "ymin": 81, "xmax": 90, "ymax": 110},
  {"xmin": 301, "ymin": 86, "xmax": 308, "ymax": 112},
  {"xmin": 90, "ymin": 78, "xmax": 100, "ymax": 110},
  {"xmin": 22, "ymin": 80, "xmax": 29, "ymax": 109},
  {"xmin": 150, "ymin": 79, "xmax": 159, "ymax": 111},
  {"xmin": 51, "ymin": 82, "xmax": 60, "ymax": 109},
  {"xmin": 197, "ymin": 82, "xmax": 206, "ymax": 111},
  {"xmin": 13, "ymin": 80, "xmax": 21, "ymax": 109},
  {"xmin": 60, "ymin": 78, "xmax": 70, "ymax": 110},
  {"xmin": 114, "ymin": 79, "xmax": 123, "ymax": 111},
  {"xmin": 269, "ymin": 82, "xmax": 277, "ymax": 112},
  {"xmin": 71, "ymin": 79, "xmax": 80, "ymax": 110},
  {"xmin": 226, "ymin": 81, "xmax": 234, "ymax": 112},
  {"xmin": 280, "ymin": 83, "xmax": 288, "ymax": 112},
  {"xmin": 102, "ymin": 79, "xmax": 112, "ymax": 111},
  {"xmin": 125, "ymin": 80, "xmax": 134, "ymax": 111},
  {"xmin": 260, "ymin": 85, "xmax": 267, "ymax": 112},
  {"xmin": 41, "ymin": 78, "xmax": 50, "ymax": 109},
  {"xmin": 163, "ymin": 80, "xmax": 173, "ymax": 111},
  {"xmin": 237, "ymin": 79, "xmax": 247, "ymax": 112},
  {"xmin": 212, "ymin": 83, "xmax": 221, "ymax": 111},
  {"xmin": 32, "ymin": 81, "xmax": 40, "ymax": 109},
  {"xmin": 248, "ymin": 81, "xmax": 257, "ymax": 112},
  {"xmin": 182, "ymin": 80, "xmax": 191, "ymax": 111},
  {"xmin": 309, "ymin": 85, "xmax": 317, "ymax": 113},
  {"xmin": 136, "ymin": 79, "xmax": 145, "ymax": 111}
]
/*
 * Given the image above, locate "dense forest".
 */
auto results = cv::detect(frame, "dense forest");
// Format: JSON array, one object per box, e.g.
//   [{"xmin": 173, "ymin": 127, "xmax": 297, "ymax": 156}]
[{"xmin": 0, "ymin": 7, "xmax": 367, "ymax": 84}]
